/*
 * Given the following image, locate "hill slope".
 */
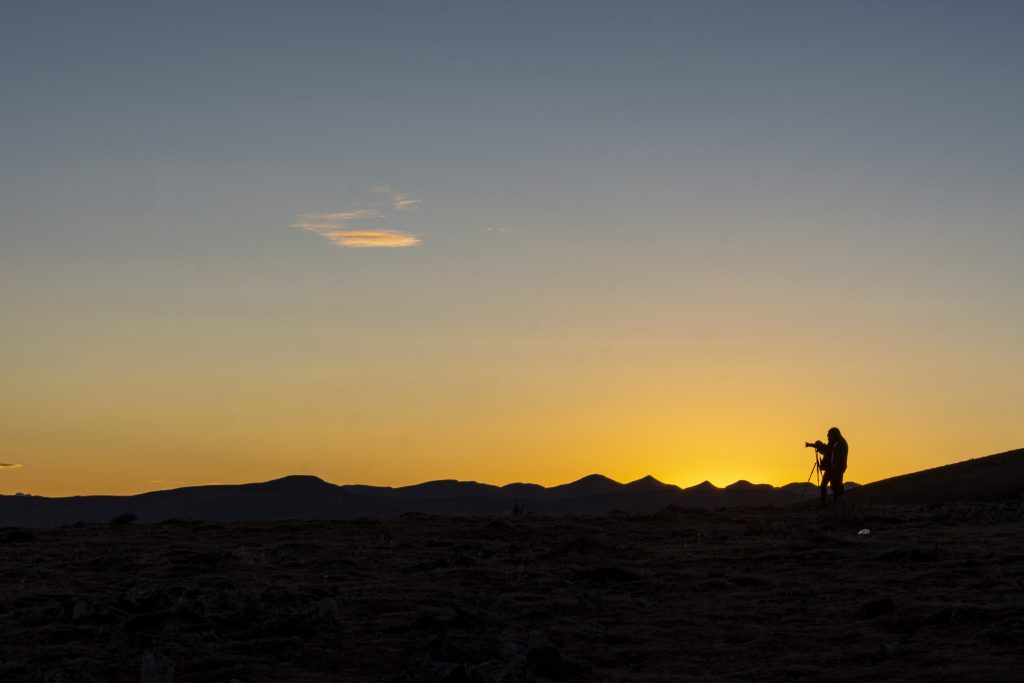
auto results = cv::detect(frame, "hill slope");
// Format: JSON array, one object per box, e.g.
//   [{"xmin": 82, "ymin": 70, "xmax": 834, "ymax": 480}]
[{"xmin": 851, "ymin": 447, "xmax": 1024, "ymax": 504}]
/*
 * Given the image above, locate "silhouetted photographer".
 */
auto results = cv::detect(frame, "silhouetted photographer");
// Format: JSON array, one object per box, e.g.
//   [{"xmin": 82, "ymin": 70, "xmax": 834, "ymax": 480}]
[{"xmin": 805, "ymin": 427, "xmax": 848, "ymax": 509}]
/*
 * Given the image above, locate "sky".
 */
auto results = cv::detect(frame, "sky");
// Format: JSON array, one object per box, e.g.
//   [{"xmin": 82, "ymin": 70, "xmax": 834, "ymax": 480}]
[{"xmin": 1, "ymin": 1, "xmax": 1022, "ymax": 497}]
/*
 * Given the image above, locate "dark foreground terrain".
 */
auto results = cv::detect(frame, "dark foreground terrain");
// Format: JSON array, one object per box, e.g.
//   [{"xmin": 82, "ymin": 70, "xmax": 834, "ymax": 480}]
[{"xmin": 2, "ymin": 500, "xmax": 1023, "ymax": 682}]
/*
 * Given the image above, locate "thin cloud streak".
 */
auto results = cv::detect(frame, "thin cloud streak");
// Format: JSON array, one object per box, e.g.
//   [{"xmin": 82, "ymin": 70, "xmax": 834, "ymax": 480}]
[
  {"xmin": 292, "ymin": 207, "xmax": 420, "ymax": 249},
  {"xmin": 0, "ymin": 463, "xmax": 22, "ymax": 468},
  {"xmin": 312, "ymin": 209, "xmax": 382, "ymax": 221},
  {"xmin": 323, "ymin": 230, "xmax": 421, "ymax": 248},
  {"xmin": 391, "ymin": 193, "xmax": 421, "ymax": 210},
  {"xmin": 369, "ymin": 186, "xmax": 421, "ymax": 211}
]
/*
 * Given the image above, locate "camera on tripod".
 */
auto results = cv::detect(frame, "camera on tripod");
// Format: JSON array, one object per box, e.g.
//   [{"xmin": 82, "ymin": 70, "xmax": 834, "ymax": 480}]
[{"xmin": 805, "ymin": 440, "xmax": 824, "ymax": 450}]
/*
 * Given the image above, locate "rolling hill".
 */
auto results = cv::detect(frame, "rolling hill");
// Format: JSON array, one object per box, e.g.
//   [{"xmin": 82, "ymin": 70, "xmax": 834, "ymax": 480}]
[
  {"xmin": 2, "ymin": 473, "xmax": 820, "ymax": 527},
  {"xmin": 3, "ymin": 446, "xmax": 1020, "ymax": 527}
]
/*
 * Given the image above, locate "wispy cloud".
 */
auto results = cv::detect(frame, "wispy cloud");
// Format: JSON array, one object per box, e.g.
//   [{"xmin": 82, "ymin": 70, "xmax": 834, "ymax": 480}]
[
  {"xmin": 391, "ymin": 194, "xmax": 421, "ymax": 210},
  {"xmin": 322, "ymin": 230, "xmax": 421, "ymax": 248},
  {"xmin": 369, "ymin": 186, "xmax": 421, "ymax": 211},
  {"xmin": 293, "ymin": 188, "xmax": 422, "ymax": 248},
  {"xmin": 0, "ymin": 463, "xmax": 22, "ymax": 469},
  {"xmin": 292, "ymin": 210, "xmax": 420, "ymax": 248}
]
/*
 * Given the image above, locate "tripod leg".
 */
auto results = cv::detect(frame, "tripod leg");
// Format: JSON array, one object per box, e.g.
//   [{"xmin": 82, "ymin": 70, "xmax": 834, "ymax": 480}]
[{"xmin": 802, "ymin": 459, "xmax": 818, "ymax": 499}]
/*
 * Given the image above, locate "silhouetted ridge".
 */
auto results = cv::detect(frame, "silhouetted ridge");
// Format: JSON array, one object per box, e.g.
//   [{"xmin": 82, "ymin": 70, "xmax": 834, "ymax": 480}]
[
  {"xmin": 5, "ymin": 449, "xmax": 1017, "ymax": 527},
  {"xmin": 397, "ymin": 479, "xmax": 500, "ymax": 498},
  {"xmin": 500, "ymin": 482, "xmax": 546, "ymax": 496},
  {"xmin": 548, "ymin": 474, "xmax": 622, "ymax": 496},
  {"xmin": 625, "ymin": 475, "xmax": 674, "ymax": 490},
  {"xmin": 258, "ymin": 475, "xmax": 335, "ymax": 492},
  {"xmin": 725, "ymin": 480, "xmax": 773, "ymax": 491}
]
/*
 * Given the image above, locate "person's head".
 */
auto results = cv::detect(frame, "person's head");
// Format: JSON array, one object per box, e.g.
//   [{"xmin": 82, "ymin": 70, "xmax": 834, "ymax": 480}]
[{"xmin": 827, "ymin": 427, "xmax": 842, "ymax": 442}]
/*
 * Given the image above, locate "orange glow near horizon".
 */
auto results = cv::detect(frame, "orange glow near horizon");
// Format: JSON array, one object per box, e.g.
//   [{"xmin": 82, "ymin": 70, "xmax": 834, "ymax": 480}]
[{"xmin": 2, "ymin": 320, "xmax": 1019, "ymax": 497}]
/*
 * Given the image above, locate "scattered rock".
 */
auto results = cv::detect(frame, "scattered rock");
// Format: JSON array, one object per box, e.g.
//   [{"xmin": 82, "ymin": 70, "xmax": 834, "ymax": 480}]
[
  {"xmin": 124, "ymin": 583, "xmax": 174, "ymax": 611},
  {"xmin": 879, "ymin": 640, "xmax": 903, "ymax": 659},
  {"xmin": 313, "ymin": 597, "xmax": 339, "ymax": 623},
  {"xmin": 71, "ymin": 600, "xmax": 97, "ymax": 623},
  {"xmin": 21, "ymin": 567, "xmax": 48, "ymax": 581},
  {"xmin": 577, "ymin": 590, "xmax": 604, "ymax": 610},
  {"xmin": 110, "ymin": 512, "xmax": 138, "ymax": 525},
  {"xmin": 43, "ymin": 669, "xmax": 88, "ymax": 683},
  {"xmin": 526, "ymin": 630, "xmax": 563, "ymax": 678},
  {"xmin": 141, "ymin": 650, "xmax": 175, "ymax": 683},
  {"xmin": 271, "ymin": 542, "xmax": 320, "ymax": 559},
  {"xmin": 182, "ymin": 549, "xmax": 236, "ymax": 570},
  {"xmin": 91, "ymin": 551, "xmax": 136, "ymax": 572},
  {"xmin": 396, "ymin": 656, "xmax": 466, "ymax": 682}
]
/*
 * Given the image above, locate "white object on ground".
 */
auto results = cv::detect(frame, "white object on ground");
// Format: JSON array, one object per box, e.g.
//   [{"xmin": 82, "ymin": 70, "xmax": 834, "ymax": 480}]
[{"xmin": 857, "ymin": 528, "xmax": 871, "ymax": 535}]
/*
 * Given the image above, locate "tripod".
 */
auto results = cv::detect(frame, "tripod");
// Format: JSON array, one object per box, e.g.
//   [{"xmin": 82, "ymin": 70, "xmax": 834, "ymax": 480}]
[{"xmin": 802, "ymin": 451, "xmax": 821, "ymax": 500}]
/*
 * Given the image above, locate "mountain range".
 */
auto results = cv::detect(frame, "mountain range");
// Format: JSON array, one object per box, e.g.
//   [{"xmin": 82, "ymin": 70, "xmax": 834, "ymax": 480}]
[{"xmin": 1, "ymin": 447, "xmax": 1020, "ymax": 527}]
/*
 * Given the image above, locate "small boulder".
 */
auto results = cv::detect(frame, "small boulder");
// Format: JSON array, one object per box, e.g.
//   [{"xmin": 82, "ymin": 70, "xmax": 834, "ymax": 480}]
[
  {"xmin": 879, "ymin": 640, "xmax": 903, "ymax": 659},
  {"xmin": 140, "ymin": 650, "xmax": 174, "ymax": 683},
  {"xmin": 71, "ymin": 600, "xmax": 97, "ymax": 623},
  {"xmin": 314, "ymin": 597, "xmax": 339, "ymax": 623},
  {"xmin": 527, "ymin": 630, "xmax": 564, "ymax": 678}
]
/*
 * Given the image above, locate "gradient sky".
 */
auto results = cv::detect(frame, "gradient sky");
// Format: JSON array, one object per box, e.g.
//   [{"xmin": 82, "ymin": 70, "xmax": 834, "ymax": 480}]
[{"xmin": 2, "ymin": 1, "xmax": 1022, "ymax": 496}]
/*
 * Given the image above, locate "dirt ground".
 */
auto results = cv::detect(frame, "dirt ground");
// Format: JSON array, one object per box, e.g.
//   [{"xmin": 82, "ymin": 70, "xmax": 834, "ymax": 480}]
[{"xmin": 1, "ymin": 500, "xmax": 1022, "ymax": 682}]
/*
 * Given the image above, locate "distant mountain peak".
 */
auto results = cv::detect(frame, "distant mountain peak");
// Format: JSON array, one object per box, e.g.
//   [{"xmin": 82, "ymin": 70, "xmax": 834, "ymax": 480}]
[
  {"xmin": 271, "ymin": 474, "xmax": 328, "ymax": 484},
  {"xmin": 259, "ymin": 475, "xmax": 335, "ymax": 492},
  {"xmin": 549, "ymin": 473, "xmax": 623, "ymax": 496},
  {"xmin": 625, "ymin": 475, "xmax": 673, "ymax": 490},
  {"xmin": 725, "ymin": 480, "xmax": 773, "ymax": 491},
  {"xmin": 398, "ymin": 479, "xmax": 499, "ymax": 498},
  {"xmin": 575, "ymin": 474, "xmax": 618, "ymax": 483}
]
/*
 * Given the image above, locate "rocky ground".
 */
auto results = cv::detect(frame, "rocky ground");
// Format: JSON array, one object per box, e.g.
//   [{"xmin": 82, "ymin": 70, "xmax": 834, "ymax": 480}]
[{"xmin": 1, "ymin": 500, "xmax": 1023, "ymax": 682}]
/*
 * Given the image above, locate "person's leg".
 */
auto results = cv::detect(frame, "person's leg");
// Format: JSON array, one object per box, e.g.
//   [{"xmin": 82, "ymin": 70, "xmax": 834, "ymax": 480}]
[
  {"xmin": 819, "ymin": 472, "xmax": 831, "ymax": 505},
  {"xmin": 831, "ymin": 471, "xmax": 845, "ymax": 499}
]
